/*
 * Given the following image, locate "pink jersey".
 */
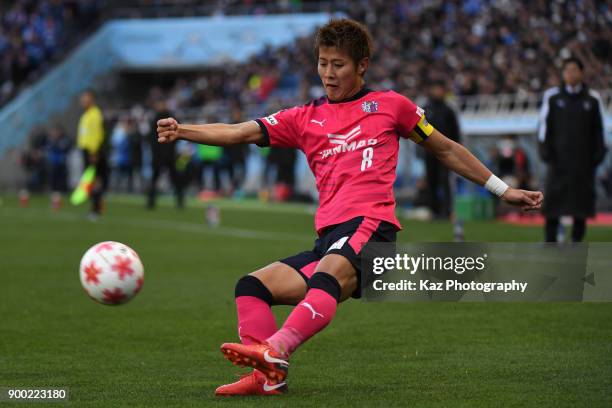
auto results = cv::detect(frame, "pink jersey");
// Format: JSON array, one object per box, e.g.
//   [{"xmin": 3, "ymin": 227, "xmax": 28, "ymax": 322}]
[{"xmin": 256, "ymin": 88, "xmax": 434, "ymax": 234}]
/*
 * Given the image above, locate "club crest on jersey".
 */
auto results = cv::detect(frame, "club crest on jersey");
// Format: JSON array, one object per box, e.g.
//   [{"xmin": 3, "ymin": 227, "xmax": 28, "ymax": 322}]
[{"xmin": 361, "ymin": 101, "xmax": 378, "ymax": 113}]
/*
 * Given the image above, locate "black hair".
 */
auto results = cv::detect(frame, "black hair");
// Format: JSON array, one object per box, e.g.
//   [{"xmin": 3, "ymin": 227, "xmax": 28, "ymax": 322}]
[
  {"xmin": 562, "ymin": 56, "xmax": 584, "ymax": 71},
  {"xmin": 315, "ymin": 19, "xmax": 373, "ymax": 65}
]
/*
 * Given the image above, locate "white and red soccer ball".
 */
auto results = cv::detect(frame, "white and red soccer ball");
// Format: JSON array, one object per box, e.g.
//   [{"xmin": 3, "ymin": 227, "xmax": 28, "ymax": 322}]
[{"xmin": 79, "ymin": 241, "xmax": 144, "ymax": 305}]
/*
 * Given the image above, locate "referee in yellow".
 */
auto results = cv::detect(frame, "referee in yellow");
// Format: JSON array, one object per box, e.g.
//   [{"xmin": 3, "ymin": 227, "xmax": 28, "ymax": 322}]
[{"xmin": 77, "ymin": 89, "xmax": 108, "ymax": 219}]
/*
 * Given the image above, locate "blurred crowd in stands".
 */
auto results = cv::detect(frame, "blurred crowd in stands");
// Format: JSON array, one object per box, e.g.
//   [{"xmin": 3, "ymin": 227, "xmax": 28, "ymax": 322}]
[
  {"xmin": 13, "ymin": 0, "xmax": 612, "ymax": 213},
  {"xmin": 102, "ymin": 0, "xmax": 612, "ymax": 98},
  {"xmin": 3, "ymin": 1, "xmax": 610, "ymax": 107},
  {"xmin": 20, "ymin": 91, "xmax": 300, "ymax": 205},
  {"xmin": 0, "ymin": 0, "xmax": 101, "ymax": 106}
]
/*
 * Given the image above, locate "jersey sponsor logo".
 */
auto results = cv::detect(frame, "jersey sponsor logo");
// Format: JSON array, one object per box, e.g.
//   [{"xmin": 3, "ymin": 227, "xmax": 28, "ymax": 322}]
[
  {"xmin": 311, "ymin": 118, "xmax": 326, "ymax": 127},
  {"xmin": 361, "ymin": 100, "xmax": 379, "ymax": 113},
  {"xmin": 264, "ymin": 114, "xmax": 279, "ymax": 126},
  {"xmin": 320, "ymin": 138, "xmax": 378, "ymax": 159},
  {"xmin": 320, "ymin": 124, "xmax": 378, "ymax": 159},
  {"xmin": 328, "ymin": 125, "xmax": 361, "ymax": 145}
]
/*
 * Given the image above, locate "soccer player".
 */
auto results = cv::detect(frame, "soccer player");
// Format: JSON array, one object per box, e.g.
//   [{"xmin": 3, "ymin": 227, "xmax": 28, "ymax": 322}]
[{"xmin": 157, "ymin": 19, "xmax": 543, "ymax": 396}]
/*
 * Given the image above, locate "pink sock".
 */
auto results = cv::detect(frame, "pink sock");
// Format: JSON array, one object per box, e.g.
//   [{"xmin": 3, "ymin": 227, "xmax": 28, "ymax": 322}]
[
  {"xmin": 236, "ymin": 296, "xmax": 278, "ymax": 345},
  {"xmin": 266, "ymin": 288, "xmax": 337, "ymax": 356}
]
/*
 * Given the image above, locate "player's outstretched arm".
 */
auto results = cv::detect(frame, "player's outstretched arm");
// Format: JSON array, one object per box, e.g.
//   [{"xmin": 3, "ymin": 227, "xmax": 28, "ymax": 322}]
[
  {"xmin": 157, "ymin": 117, "xmax": 264, "ymax": 146},
  {"xmin": 422, "ymin": 130, "xmax": 543, "ymax": 211}
]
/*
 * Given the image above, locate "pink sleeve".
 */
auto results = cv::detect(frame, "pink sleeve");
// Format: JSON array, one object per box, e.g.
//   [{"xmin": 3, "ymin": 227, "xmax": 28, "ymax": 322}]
[
  {"xmin": 392, "ymin": 92, "xmax": 423, "ymax": 139},
  {"xmin": 255, "ymin": 106, "xmax": 302, "ymax": 149}
]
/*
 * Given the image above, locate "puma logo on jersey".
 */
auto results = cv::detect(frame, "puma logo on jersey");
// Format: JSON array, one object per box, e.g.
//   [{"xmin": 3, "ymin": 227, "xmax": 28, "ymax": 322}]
[
  {"xmin": 311, "ymin": 118, "xmax": 326, "ymax": 127},
  {"xmin": 301, "ymin": 302, "xmax": 324, "ymax": 319},
  {"xmin": 328, "ymin": 125, "xmax": 361, "ymax": 145}
]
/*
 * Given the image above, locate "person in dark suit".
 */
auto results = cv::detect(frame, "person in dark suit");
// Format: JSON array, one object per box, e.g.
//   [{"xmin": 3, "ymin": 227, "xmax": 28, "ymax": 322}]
[
  {"xmin": 147, "ymin": 100, "xmax": 184, "ymax": 209},
  {"xmin": 538, "ymin": 57, "xmax": 607, "ymax": 242},
  {"xmin": 424, "ymin": 80, "xmax": 461, "ymax": 218}
]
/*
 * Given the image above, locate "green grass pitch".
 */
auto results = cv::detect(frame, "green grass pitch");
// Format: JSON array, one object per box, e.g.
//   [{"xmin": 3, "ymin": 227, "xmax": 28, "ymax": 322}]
[{"xmin": 1, "ymin": 194, "xmax": 611, "ymax": 407}]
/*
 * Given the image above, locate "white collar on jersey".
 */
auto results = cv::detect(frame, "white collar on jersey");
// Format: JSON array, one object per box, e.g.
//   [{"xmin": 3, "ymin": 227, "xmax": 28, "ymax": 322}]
[{"xmin": 565, "ymin": 84, "xmax": 583, "ymax": 94}]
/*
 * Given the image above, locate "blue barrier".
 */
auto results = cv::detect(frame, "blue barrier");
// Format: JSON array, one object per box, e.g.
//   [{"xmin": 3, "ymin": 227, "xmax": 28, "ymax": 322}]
[{"xmin": 0, "ymin": 13, "xmax": 331, "ymax": 156}]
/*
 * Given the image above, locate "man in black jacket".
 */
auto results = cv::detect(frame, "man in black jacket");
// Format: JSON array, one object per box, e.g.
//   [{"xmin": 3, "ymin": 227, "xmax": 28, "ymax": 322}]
[
  {"xmin": 538, "ymin": 57, "xmax": 607, "ymax": 242},
  {"xmin": 424, "ymin": 80, "xmax": 461, "ymax": 218},
  {"xmin": 147, "ymin": 100, "xmax": 184, "ymax": 209}
]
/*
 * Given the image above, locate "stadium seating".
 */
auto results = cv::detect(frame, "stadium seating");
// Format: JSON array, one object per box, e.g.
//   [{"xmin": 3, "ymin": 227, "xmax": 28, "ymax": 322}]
[
  {"xmin": 0, "ymin": 0, "xmax": 101, "ymax": 107},
  {"xmin": 1, "ymin": 0, "xmax": 610, "ymax": 200}
]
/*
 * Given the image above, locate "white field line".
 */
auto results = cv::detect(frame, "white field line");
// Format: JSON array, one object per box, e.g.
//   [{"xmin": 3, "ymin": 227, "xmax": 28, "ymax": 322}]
[
  {"xmin": 0, "ymin": 207, "xmax": 313, "ymax": 243},
  {"xmin": 105, "ymin": 194, "xmax": 318, "ymax": 215}
]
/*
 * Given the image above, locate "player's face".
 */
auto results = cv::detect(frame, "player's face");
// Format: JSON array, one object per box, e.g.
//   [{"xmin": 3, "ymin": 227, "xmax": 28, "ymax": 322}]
[
  {"xmin": 318, "ymin": 46, "xmax": 367, "ymax": 102},
  {"xmin": 429, "ymin": 84, "xmax": 446, "ymax": 100},
  {"xmin": 562, "ymin": 62, "xmax": 583, "ymax": 87},
  {"xmin": 80, "ymin": 93, "xmax": 93, "ymax": 109}
]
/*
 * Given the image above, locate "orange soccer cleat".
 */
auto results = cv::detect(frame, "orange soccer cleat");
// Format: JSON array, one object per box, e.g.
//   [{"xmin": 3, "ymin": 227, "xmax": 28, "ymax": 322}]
[
  {"xmin": 215, "ymin": 369, "xmax": 287, "ymax": 396},
  {"xmin": 220, "ymin": 342, "xmax": 289, "ymax": 384}
]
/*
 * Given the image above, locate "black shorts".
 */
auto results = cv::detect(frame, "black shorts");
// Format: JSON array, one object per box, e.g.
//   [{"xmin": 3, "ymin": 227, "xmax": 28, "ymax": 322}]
[
  {"xmin": 82, "ymin": 150, "xmax": 109, "ymax": 190},
  {"xmin": 280, "ymin": 216, "xmax": 397, "ymax": 298}
]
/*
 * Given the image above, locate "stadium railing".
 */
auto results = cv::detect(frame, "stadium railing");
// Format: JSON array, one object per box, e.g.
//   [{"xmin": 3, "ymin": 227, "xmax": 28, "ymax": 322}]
[
  {"xmin": 105, "ymin": 89, "xmax": 611, "ymax": 136},
  {"xmin": 458, "ymin": 90, "xmax": 612, "ymax": 117}
]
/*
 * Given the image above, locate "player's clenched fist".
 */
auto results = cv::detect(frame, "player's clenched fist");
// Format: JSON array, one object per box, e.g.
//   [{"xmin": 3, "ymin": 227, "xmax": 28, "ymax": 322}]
[
  {"xmin": 501, "ymin": 188, "xmax": 544, "ymax": 211},
  {"xmin": 157, "ymin": 117, "xmax": 179, "ymax": 143}
]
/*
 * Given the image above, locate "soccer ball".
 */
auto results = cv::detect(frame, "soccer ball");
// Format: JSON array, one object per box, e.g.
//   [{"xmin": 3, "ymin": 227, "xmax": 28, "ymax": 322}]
[{"xmin": 79, "ymin": 241, "xmax": 144, "ymax": 305}]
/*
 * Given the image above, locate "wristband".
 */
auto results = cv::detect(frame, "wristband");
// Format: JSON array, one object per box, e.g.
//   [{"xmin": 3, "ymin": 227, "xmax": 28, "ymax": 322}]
[{"xmin": 484, "ymin": 174, "xmax": 509, "ymax": 197}]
